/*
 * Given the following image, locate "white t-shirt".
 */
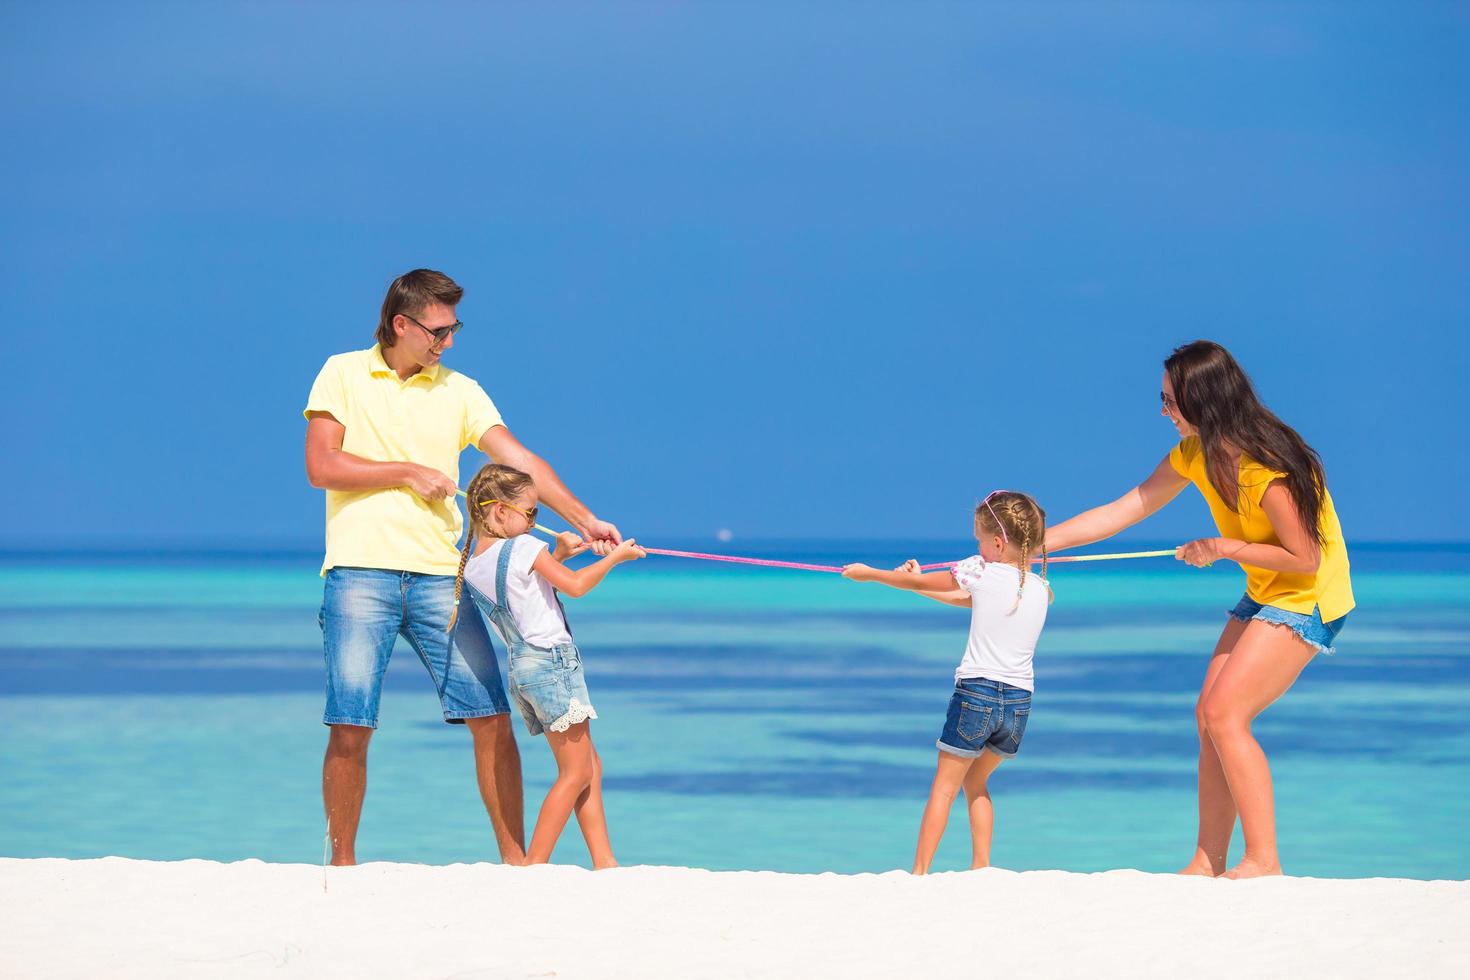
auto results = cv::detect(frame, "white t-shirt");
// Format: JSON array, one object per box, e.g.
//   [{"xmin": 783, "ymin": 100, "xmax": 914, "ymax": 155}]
[
  {"xmin": 463, "ymin": 535, "xmax": 573, "ymax": 648},
  {"xmin": 950, "ymin": 555, "xmax": 1049, "ymax": 692}
]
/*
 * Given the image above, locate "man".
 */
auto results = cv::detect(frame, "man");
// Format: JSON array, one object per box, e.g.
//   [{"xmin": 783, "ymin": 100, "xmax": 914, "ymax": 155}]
[{"xmin": 304, "ymin": 268, "xmax": 620, "ymax": 865}]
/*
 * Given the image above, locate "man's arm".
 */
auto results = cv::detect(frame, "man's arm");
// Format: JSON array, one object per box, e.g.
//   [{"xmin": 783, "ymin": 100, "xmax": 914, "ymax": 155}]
[
  {"xmin": 306, "ymin": 412, "xmax": 457, "ymax": 501},
  {"xmin": 478, "ymin": 425, "xmax": 622, "ymax": 549}
]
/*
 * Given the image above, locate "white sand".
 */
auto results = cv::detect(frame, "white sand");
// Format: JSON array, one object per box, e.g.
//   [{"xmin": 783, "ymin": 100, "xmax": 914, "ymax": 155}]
[{"xmin": 2, "ymin": 858, "xmax": 1467, "ymax": 979}]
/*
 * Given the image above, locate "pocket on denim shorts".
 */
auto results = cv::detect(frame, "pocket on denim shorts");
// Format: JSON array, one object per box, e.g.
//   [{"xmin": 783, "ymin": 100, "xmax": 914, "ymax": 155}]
[
  {"xmin": 957, "ymin": 702, "xmax": 994, "ymax": 741},
  {"xmin": 1006, "ymin": 706, "xmax": 1030, "ymax": 745}
]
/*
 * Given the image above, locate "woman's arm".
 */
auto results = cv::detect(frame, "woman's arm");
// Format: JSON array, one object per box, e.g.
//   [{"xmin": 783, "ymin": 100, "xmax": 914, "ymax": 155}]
[
  {"xmin": 1045, "ymin": 455, "xmax": 1189, "ymax": 552},
  {"xmin": 1175, "ymin": 481, "xmax": 1321, "ymax": 575},
  {"xmin": 530, "ymin": 539, "xmax": 646, "ymax": 598}
]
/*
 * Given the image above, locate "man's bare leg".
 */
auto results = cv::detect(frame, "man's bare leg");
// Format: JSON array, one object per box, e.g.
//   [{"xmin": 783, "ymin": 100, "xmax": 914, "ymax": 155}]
[
  {"xmin": 323, "ymin": 724, "xmax": 373, "ymax": 866},
  {"xmin": 466, "ymin": 714, "xmax": 526, "ymax": 863}
]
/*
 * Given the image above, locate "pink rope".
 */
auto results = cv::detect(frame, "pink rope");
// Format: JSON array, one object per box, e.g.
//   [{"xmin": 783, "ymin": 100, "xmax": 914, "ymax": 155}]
[
  {"xmin": 642, "ymin": 547, "xmax": 847, "ymax": 573},
  {"xmin": 642, "ymin": 552, "xmax": 1132, "ymax": 573}
]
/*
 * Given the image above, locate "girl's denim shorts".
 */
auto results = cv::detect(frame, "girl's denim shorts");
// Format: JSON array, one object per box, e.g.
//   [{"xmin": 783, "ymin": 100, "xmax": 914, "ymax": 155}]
[
  {"xmin": 937, "ymin": 676, "xmax": 1031, "ymax": 759},
  {"xmin": 1228, "ymin": 594, "xmax": 1348, "ymax": 656},
  {"xmin": 507, "ymin": 642, "xmax": 598, "ymax": 736}
]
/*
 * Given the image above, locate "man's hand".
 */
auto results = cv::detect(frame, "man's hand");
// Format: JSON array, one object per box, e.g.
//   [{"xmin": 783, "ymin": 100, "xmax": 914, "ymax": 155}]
[
  {"xmin": 578, "ymin": 517, "xmax": 623, "ymax": 556},
  {"xmin": 553, "ymin": 531, "xmax": 589, "ymax": 562},
  {"xmin": 402, "ymin": 464, "xmax": 458, "ymax": 503},
  {"xmin": 842, "ymin": 563, "xmax": 878, "ymax": 582},
  {"xmin": 1175, "ymin": 537, "xmax": 1223, "ymax": 568}
]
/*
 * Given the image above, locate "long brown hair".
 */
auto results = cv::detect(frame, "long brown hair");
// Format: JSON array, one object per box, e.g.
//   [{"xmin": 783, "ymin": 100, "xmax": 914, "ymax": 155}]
[
  {"xmin": 445, "ymin": 464, "xmax": 536, "ymax": 632},
  {"xmin": 376, "ymin": 269, "xmax": 464, "ymax": 349},
  {"xmin": 1165, "ymin": 341, "xmax": 1327, "ymax": 547},
  {"xmin": 973, "ymin": 491, "xmax": 1050, "ymax": 611}
]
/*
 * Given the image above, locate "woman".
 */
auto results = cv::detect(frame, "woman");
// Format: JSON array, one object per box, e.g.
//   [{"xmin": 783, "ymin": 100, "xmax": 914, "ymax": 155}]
[{"xmin": 1046, "ymin": 340, "xmax": 1353, "ymax": 878}]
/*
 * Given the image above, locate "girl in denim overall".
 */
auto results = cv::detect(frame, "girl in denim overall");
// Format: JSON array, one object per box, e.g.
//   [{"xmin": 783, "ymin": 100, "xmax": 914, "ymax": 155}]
[
  {"xmin": 843, "ymin": 491, "xmax": 1051, "ymax": 874},
  {"xmin": 450, "ymin": 463, "xmax": 645, "ymax": 868}
]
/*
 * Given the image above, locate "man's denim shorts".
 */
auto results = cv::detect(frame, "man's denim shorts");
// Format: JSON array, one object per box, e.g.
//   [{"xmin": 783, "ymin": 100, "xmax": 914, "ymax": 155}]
[
  {"xmin": 937, "ymin": 676, "xmax": 1032, "ymax": 759},
  {"xmin": 507, "ymin": 642, "xmax": 598, "ymax": 737},
  {"xmin": 1228, "ymin": 594, "xmax": 1348, "ymax": 656},
  {"xmin": 318, "ymin": 567, "xmax": 511, "ymax": 728}
]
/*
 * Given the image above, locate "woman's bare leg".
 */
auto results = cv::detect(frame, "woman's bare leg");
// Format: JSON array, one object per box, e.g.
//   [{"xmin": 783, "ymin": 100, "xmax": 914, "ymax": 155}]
[
  {"xmin": 526, "ymin": 722, "xmax": 594, "ymax": 865},
  {"xmin": 1179, "ymin": 617, "xmax": 1249, "ymax": 877},
  {"xmin": 573, "ymin": 745, "xmax": 616, "ymax": 869},
  {"xmin": 1201, "ymin": 621, "xmax": 1317, "ymax": 879},
  {"xmin": 961, "ymin": 750, "xmax": 1006, "ymax": 869},
  {"xmin": 912, "ymin": 752, "xmax": 976, "ymax": 875}
]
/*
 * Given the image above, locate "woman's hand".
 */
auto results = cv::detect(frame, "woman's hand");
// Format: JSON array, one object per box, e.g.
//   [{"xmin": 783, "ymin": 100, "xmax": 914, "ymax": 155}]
[
  {"xmin": 895, "ymin": 559, "xmax": 922, "ymax": 574},
  {"xmin": 842, "ymin": 563, "xmax": 877, "ymax": 582},
  {"xmin": 1175, "ymin": 537, "xmax": 1223, "ymax": 568},
  {"xmin": 552, "ymin": 531, "xmax": 589, "ymax": 562}
]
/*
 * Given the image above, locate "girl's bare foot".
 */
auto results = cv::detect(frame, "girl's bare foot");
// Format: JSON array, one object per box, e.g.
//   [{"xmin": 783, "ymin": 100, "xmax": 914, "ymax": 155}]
[{"xmin": 1222, "ymin": 858, "xmax": 1282, "ymax": 879}]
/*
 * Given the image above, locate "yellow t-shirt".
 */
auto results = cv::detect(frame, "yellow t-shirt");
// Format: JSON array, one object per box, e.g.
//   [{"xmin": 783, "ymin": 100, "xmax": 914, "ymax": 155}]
[
  {"xmin": 304, "ymin": 346, "xmax": 504, "ymax": 577},
  {"xmin": 1169, "ymin": 436, "xmax": 1354, "ymax": 622}
]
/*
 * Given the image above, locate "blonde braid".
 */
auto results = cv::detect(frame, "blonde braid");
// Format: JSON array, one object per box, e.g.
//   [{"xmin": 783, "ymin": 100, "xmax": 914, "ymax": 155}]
[
  {"xmin": 445, "ymin": 531, "xmax": 474, "ymax": 633},
  {"xmin": 445, "ymin": 467, "xmax": 493, "ymax": 634},
  {"xmin": 1012, "ymin": 513, "xmax": 1032, "ymax": 613},
  {"xmin": 1040, "ymin": 532, "xmax": 1053, "ymax": 604}
]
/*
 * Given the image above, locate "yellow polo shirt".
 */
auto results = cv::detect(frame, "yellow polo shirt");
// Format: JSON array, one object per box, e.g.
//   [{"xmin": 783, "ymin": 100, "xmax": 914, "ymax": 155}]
[
  {"xmin": 304, "ymin": 346, "xmax": 504, "ymax": 577},
  {"xmin": 1169, "ymin": 437, "xmax": 1354, "ymax": 622}
]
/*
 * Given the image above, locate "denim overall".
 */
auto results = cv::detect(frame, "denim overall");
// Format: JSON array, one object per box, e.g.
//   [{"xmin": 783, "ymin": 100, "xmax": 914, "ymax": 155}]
[{"xmin": 466, "ymin": 537, "xmax": 592, "ymax": 735}]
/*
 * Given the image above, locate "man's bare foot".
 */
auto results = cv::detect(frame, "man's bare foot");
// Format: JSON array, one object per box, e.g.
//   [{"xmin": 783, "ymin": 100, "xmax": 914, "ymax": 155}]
[
  {"xmin": 1222, "ymin": 858, "xmax": 1281, "ymax": 879},
  {"xmin": 329, "ymin": 857, "xmax": 356, "ymax": 867}
]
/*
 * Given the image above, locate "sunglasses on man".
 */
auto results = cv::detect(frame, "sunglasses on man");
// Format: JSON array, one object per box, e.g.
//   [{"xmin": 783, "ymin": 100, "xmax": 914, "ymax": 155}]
[{"xmin": 402, "ymin": 313, "xmax": 464, "ymax": 345}]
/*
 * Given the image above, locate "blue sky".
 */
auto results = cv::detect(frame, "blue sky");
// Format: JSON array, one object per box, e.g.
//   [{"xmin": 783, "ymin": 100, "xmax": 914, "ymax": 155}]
[{"xmin": 2, "ymin": 2, "xmax": 1466, "ymax": 545}]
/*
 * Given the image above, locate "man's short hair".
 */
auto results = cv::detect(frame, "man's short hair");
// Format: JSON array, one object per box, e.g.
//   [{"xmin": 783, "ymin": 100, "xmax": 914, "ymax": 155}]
[{"xmin": 376, "ymin": 269, "xmax": 464, "ymax": 348}]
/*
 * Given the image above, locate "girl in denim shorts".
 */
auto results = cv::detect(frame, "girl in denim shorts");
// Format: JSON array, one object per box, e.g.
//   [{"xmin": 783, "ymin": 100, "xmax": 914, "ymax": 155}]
[
  {"xmin": 450, "ymin": 464, "xmax": 645, "ymax": 869},
  {"xmin": 844, "ymin": 491, "xmax": 1051, "ymax": 874}
]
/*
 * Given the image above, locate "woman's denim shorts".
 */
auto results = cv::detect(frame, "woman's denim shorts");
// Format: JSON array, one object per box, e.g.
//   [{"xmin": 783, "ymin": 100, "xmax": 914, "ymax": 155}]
[
  {"xmin": 1228, "ymin": 594, "xmax": 1348, "ymax": 656},
  {"xmin": 937, "ymin": 676, "xmax": 1031, "ymax": 759},
  {"xmin": 507, "ymin": 642, "xmax": 598, "ymax": 736}
]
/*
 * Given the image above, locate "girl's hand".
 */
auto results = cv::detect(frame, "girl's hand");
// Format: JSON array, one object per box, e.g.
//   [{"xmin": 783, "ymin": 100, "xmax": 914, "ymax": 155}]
[
  {"xmin": 842, "ymin": 563, "xmax": 877, "ymax": 582},
  {"xmin": 1176, "ymin": 537, "xmax": 1222, "ymax": 568},
  {"xmin": 552, "ymin": 531, "xmax": 589, "ymax": 562},
  {"xmin": 610, "ymin": 538, "xmax": 647, "ymax": 563},
  {"xmin": 894, "ymin": 559, "xmax": 921, "ymax": 574}
]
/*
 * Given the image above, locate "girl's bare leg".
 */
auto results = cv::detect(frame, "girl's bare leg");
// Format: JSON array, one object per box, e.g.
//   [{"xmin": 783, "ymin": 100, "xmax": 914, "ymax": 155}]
[
  {"xmin": 526, "ymin": 722, "xmax": 595, "ymax": 865},
  {"xmin": 1179, "ymin": 617, "xmax": 1249, "ymax": 877},
  {"xmin": 912, "ymin": 752, "xmax": 976, "ymax": 875},
  {"xmin": 961, "ymin": 750, "xmax": 1005, "ymax": 869},
  {"xmin": 1201, "ymin": 621, "xmax": 1317, "ymax": 879},
  {"xmin": 573, "ymin": 746, "xmax": 617, "ymax": 869}
]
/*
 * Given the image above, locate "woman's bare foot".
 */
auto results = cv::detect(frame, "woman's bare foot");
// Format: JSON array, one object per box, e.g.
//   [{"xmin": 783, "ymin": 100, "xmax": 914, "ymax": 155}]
[
  {"xmin": 593, "ymin": 859, "xmax": 619, "ymax": 871},
  {"xmin": 1222, "ymin": 858, "xmax": 1281, "ymax": 879},
  {"xmin": 1177, "ymin": 859, "xmax": 1222, "ymax": 877}
]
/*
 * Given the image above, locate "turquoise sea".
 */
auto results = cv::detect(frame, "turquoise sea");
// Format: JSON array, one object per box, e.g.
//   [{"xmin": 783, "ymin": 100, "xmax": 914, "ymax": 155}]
[{"xmin": 2, "ymin": 542, "xmax": 1467, "ymax": 879}]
